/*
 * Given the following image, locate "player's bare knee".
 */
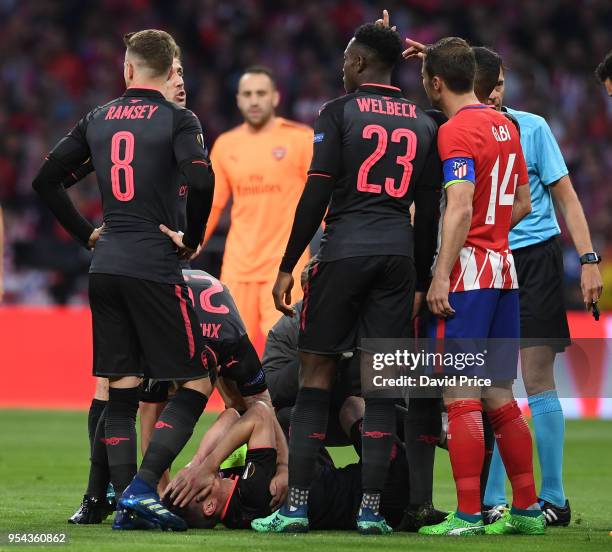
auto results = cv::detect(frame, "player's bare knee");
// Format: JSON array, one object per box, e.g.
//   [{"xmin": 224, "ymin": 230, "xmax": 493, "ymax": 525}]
[
  {"xmin": 94, "ymin": 377, "xmax": 109, "ymax": 401},
  {"xmin": 109, "ymin": 375, "xmax": 141, "ymax": 389},
  {"xmin": 299, "ymin": 352, "xmax": 336, "ymax": 389},
  {"xmin": 339, "ymin": 396, "xmax": 364, "ymax": 435}
]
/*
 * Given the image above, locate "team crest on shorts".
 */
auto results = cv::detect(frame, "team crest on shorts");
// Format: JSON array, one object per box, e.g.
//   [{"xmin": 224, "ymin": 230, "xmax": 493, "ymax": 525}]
[{"xmin": 272, "ymin": 146, "xmax": 286, "ymax": 160}]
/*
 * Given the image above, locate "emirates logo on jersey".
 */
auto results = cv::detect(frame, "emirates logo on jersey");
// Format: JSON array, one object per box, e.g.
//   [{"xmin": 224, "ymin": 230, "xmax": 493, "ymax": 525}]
[{"xmin": 272, "ymin": 146, "xmax": 286, "ymax": 160}]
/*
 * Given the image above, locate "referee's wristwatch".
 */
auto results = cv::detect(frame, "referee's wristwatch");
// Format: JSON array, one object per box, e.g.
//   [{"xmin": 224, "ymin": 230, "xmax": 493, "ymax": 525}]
[{"xmin": 579, "ymin": 252, "xmax": 602, "ymax": 265}]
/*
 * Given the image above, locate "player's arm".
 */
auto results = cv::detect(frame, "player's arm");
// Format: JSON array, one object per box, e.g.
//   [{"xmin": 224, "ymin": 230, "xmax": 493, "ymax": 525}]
[
  {"xmin": 427, "ymin": 129, "xmax": 476, "ymax": 317},
  {"xmin": 189, "ymin": 408, "xmax": 242, "ymax": 466},
  {"xmin": 534, "ymin": 119, "xmax": 602, "ymax": 308},
  {"xmin": 274, "ymin": 102, "xmax": 342, "ymax": 315},
  {"xmin": 510, "ymin": 145, "xmax": 531, "ymax": 227},
  {"xmin": 166, "ymin": 110, "xmax": 215, "ymax": 258},
  {"xmin": 166, "ymin": 402, "xmax": 275, "ymax": 507},
  {"xmin": 202, "ymin": 141, "xmax": 231, "ymax": 244},
  {"xmin": 62, "ymin": 158, "xmax": 94, "ymax": 189},
  {"xmin": 32, "ymin": 116, "xmax": 98, "ymax": 248},
  {"xmin": 413, "ymin": 136, "xmax": 442, "ymax": 315},
  {"xmin": 551, "ymin": 175, "xmax": 602, "ymax": 308}
]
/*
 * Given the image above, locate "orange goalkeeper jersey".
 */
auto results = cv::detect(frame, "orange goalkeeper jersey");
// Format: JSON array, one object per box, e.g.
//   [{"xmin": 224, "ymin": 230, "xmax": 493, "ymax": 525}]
[{"xmin": 209, "ymin": 117, "xmax": 313, "ymax": 282}]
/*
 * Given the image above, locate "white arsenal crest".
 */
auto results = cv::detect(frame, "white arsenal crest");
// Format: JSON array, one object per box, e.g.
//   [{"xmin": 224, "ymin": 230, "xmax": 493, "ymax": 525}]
[{"xmin": 272, "ymin": 146, "xmax": 286, "ymax": 160}]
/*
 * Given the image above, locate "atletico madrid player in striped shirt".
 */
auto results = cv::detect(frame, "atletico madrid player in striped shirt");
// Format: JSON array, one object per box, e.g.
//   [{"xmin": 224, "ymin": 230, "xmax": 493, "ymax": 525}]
[{"xmin": 417, "ymin": 37, "xmax": 546, "ymax": 536}]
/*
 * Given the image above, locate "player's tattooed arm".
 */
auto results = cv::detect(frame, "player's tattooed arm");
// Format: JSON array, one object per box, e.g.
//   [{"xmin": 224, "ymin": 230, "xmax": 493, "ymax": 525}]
[{"xmin": 427, "ymin": 182, "xmax": 474, "ymax": 317}]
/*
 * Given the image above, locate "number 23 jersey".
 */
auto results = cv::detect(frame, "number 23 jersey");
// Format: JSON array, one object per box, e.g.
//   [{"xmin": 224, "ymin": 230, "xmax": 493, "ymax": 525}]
[
  {"xmin": 48, "ymin": 87, "xmax": 211, "ymax": 284},
  {"xmin": 309, "ymin": 83, "xmax": 440, "ymax": 262},
  {"xmin": 437, "ymin": 104, "xmax": 529, "ymax": 291}
]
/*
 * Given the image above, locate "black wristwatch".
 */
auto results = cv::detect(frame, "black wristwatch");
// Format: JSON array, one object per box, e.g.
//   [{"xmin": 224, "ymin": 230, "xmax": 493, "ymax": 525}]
[{"xmin": 579, "ymin": 252, "xmax": 601, "ymax": 265}]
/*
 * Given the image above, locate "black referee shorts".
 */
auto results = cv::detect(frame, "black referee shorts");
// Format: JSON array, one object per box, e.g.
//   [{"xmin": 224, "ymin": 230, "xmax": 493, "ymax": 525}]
[
  {"xmin": 299, "ymin": 255, "xmax": 416, "ymax": 354},
  {"xmin": 514, "ymin": 237, "xmax": 571, "ymax": 351},
  {"xmin": 89, "ymin": 273, "xmax": 209, "ymax": 381}
]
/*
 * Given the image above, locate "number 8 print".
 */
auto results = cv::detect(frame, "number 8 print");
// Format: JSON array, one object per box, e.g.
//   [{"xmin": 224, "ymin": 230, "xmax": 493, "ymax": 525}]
[{"xmin": 111, "ymin": 131, "xmax": 135, "ymax": 201}]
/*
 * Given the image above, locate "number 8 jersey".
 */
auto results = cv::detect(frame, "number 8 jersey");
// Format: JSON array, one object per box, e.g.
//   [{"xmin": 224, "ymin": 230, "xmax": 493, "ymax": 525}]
[
  {"xmin": 437, "ymin": 104, "xmax": 529, "ymax": 292},
  {"xmin": 308, "ymin": 83, "xmax": 440, "ymax": 261},
  {"xmin": 48, "ymin": 87, "xmax": 211, "ymax": 284}
]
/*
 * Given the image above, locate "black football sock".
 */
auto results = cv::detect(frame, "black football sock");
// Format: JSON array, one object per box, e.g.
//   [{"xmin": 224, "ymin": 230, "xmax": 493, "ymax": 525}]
[
  {"xmin": 105, "ymin": 386, "xmax": 139, "ymax": 495},
  {"xmin": 287, "ymin": 387, "xmax": 330, "ymax": 506},
  {"xmin": 88, "ymin": 398, "xmax": 107, "ymax": 453},
  {"xmin": 361, "ymin": 398, "xmax": 395, "ymax": 507},
  {"xmin": 404, "ymin": 397, "xmax": 442, "ymax": 506},
  {"xmin": 481, "ymin": 412, "xmax": 495, "ymax": 506},
  {"xmin": 349, "ymin": 418, "xmax": 363, "ymax": 457},
  {"xmin": 86, "ymin": 406, "xmax": 110, "ymax": 498},
  {"xmin": 137, "ymin": 387, "xmax": 207, "ymax": 488}
]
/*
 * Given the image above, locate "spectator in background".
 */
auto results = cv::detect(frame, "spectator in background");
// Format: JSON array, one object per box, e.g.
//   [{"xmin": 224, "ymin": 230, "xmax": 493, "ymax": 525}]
[
  {"xmin": 595, "ymin": 50, "xmax": 612, "ymax": 97},
  {"xmin": 0, "ymin": 0, "xmax": 609, "ymax": 306},
  {"xmin": 203, "ymin": 66, "xmax": 313, "ymax": 341}
]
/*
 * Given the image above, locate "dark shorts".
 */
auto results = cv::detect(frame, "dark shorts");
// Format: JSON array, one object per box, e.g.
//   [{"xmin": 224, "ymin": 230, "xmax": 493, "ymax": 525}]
[
  {"xmin": 89, "ymin": 273, "xmax": 209, "ymax": 381},
  {"xmin": 514, "ymin": 237, "xmax": 570, "ymax": 351},
  {"xmin": 299, "ymin": 256, "xmax": 416, "ymax": 354}
]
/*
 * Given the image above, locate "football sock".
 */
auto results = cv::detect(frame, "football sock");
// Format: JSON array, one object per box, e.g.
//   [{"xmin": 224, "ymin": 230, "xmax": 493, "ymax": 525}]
[
  {"xmin": 403, "ymin": 397, "xmax": 441, "ymax": 506},
  {"xmin": 105, "ymin": 386, "xmax": 139, "ymax": 495},
  {"xmin": 349, "ymin": 419, "xmax": 362, "ymax": 457},
  {"xmin": 447, "ymin": 400, "xmax": 484, "ymax": 516},
  {"xmin": 484, "ymin": 443, "xmax": 508, "ymax": 506},
  {"xmin": 282, "ymin": 387, "xmax": 330, "ymax": 515},
  {"xmin": 529, "ymin": 390, "xmax": 566, "ymax": 506},
  {"xmin": 362, "ymin": 398, "xmax": 395, "ymax": 497},
  {"xmin": 86, "ymin": 405, "xmax": 110, "ymax": 498},
  {"xmin": 288, "ymin": 387, "xmax": 330, "ymax": 489},
  {"xmin": 88, "ymin": 398, "xmax": 107, "ymax": 452},
  {"xmin": 481, "ymin": 412, "xmax": 495, "ymax": 506},
  {"xmin": 360, "ymin": 492, "xmax": 381, "ymax": 516},
  {"xmin": 488, "ymin": 400, "xmax": 537, "ymax": 510},
  {"xmin": 137, "ymin": 387, "xmax": 207, "ymax": 488}
]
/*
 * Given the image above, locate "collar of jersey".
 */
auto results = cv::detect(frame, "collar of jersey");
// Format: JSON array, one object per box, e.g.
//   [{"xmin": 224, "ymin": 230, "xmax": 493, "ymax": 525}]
[
  {"xmin": 123, "ymin": 87, "xmax": 165, "ymax": 99},
  {"xmin": 358, "ymin": 83, "xmax": 403, "ymax": 97},
  {"xmin": 456, "ymin": 103, "xmax": 488, "ymax": 113},
  {"xmin": 220, "ymin": 474, "xmax": 240, "ymax": 521}
]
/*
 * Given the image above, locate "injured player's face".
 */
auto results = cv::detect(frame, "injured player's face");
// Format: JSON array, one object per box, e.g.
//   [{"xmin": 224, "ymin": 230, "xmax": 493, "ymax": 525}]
[{"xmin": 167, "ymin": 477, "xmax": 233, "ymax": 529}]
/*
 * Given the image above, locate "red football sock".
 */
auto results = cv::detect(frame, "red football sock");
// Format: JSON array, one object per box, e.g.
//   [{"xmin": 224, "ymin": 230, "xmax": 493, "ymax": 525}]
[
  {"xmin": 488, "ymin": 401, "xmax": 537, "ymax": 509},
  {"xmin": 447, "ymin": 400, "xmax": 484, "ymax": 515}
]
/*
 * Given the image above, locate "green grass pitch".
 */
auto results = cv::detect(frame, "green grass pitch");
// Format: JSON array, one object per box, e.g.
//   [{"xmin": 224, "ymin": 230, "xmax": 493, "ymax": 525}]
[{"xmin": 0, "ymin": 410, "xmax": 610, "ymax": 551}]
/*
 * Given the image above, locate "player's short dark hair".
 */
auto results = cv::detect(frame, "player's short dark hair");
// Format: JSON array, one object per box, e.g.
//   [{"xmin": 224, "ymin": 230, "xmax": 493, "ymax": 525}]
[
  {"xmin": 167, "ymin": 502, "xmax": 218, "ymax": 529},
  {"xmin": 353, "ymin": 23, "xmax": 403, "ymax": 68},
  {"xmin": 473, "ymin": 46, "xmax": 502, "ymax": 101},
  {"xmin": 595, "ymin": 50, "xmax": 612, "ymax": 83},
  {"xmin": 123, "ymin": 29, "xmax": 177, "ymax": 77},
  {"xmin": 424, "ymin": 37, "xmax": 475, "ymax": 94},
  {"xmin": 242, "ymin": 65, "xmax": 277, "ymax": 88}
]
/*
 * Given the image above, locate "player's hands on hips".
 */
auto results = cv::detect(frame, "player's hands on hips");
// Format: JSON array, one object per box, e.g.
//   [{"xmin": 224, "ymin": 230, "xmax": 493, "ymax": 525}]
[
  {"xmin": 87, "ymin": 223, "xmax": 105, "ymax": 250},
  {"xmin": 269, "ymin": 463, "xmax": 288, "ymax": 510},
  {"xmin": 427, "ymin": 275, "xmax": 455, "ymax": 318},
  {"xmin": 403, "ymin": 37, "xmax": 426, "ymax": 60},
  {"xmin": 272, "ymin": 271, "xmax": 295, "ymax": 316},
  {"xmin": 159, "ymin": 224, "xmax": 197, "ymax": 261},
  {"xmin": 581, "ymin": 264, "xmax": 603, "ymax": 311}
]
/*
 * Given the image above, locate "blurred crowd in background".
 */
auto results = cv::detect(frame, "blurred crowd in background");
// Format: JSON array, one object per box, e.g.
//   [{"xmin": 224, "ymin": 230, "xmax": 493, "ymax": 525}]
[{"xmin": 0, "ymin": 0, "xmax": 610, "ymax": 308}]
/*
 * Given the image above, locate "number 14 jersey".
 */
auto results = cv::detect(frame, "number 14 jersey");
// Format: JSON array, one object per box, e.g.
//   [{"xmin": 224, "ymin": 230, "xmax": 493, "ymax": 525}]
[
  {"xmin": 308, "ymin": 83, "xmax": 440, "ymax": 262},
  {"xmin": 437, "ymin": 104, "xmax": 529, "ymax": 292},
  {"xmin": 48, "ymin": 87, "xmax": 210, "ymax": 284}
]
